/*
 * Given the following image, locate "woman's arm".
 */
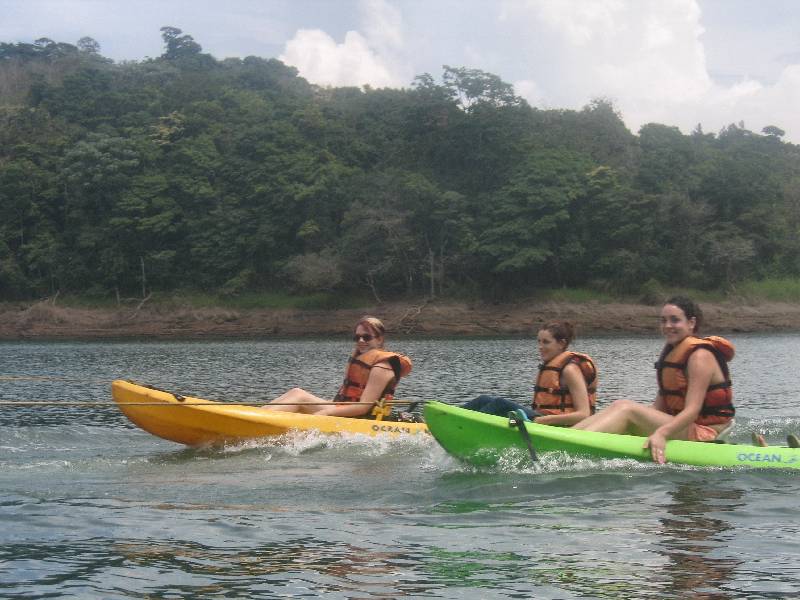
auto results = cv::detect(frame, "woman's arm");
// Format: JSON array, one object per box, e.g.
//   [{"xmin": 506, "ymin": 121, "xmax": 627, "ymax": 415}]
[
  {"xmin": 534, "ymin": 362, "xmax": 592, "ymax": 426},
  {"xmin": 316, "ymin": 362, "xmax": 396, "ymax": 417}
]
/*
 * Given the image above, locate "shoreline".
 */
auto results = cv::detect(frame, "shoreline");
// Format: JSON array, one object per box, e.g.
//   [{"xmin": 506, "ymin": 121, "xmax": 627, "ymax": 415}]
[{"xmin": 2, "ymin": 299, "xmax": 800, "ymax": 340}]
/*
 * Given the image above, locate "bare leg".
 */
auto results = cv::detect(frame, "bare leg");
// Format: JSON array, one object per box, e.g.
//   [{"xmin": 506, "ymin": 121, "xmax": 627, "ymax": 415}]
[
  {"xmin": 261, "ymin": 388, "xmax": 332, "ymax": 414},
  {"xmin": 570, "ymin": 399, "xmax": 634, "ymax": 430},
  {"xmin": 573, "ymin": 399, "xmax": 688, "ymax": 438}
]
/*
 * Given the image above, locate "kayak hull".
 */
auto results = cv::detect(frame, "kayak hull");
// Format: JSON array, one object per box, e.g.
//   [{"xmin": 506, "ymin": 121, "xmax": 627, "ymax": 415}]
[
  {"xmin": 113, "ymin": 380, "xmax": 428, "ymax": 447},
  {"xmin": 423, "ymin": 401, "xmax": 800, "ymax": 469}
]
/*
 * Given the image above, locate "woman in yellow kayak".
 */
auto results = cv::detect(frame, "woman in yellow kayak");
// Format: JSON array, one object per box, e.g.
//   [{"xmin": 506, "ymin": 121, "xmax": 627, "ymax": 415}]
[
  {"xmin": 573, "ymin": 296, "xmax": 735, "ymax": 463},
  {"xmin": 262, "ymin": 316, "xmax": 412, "ymax": 418},
  {"xmin": 463, "ymin": 320, "xmax": 597, "ymax": 426}
]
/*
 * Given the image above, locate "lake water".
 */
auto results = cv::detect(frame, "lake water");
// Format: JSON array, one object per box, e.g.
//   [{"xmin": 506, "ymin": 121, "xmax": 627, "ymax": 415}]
[{"xmin": 2, "ymin": 334, "xmax": 800, "ymax": 599}]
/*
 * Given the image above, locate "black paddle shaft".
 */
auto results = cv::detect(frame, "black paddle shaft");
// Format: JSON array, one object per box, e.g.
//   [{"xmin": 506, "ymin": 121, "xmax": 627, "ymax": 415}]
[{"xmin": 508, "ymin": 411, "xmax": 538, "ymax": 462}]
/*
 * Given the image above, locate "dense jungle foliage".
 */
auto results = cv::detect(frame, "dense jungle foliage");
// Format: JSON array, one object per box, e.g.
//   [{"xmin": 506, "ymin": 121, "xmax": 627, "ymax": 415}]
[{"xmin": 1, "ymin": 28, "xmax": 799, "ymax": 303}]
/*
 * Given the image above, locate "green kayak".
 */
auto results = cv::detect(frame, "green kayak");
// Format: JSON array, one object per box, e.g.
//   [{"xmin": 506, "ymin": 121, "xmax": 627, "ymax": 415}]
[{"xmin": 423, "ymin": 401, "xmax": 800, "ymax": 469}]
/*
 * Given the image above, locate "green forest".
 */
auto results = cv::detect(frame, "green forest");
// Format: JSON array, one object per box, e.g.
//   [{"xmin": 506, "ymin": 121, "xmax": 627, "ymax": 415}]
[{"xmin": 2, "ymin": 28, "xmax": 800, "ymax": 305}]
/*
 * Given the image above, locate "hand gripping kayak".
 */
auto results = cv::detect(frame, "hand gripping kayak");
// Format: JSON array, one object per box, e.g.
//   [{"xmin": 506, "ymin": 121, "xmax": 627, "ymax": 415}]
[{"xmin": 508, "ymin": 410, "xmax": 538, "ymax": 462}]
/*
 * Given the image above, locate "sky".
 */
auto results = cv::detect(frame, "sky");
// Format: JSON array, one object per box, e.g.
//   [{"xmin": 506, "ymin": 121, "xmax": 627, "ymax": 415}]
[{"xmin": 3, "ymin": 0, "xmax": 800, "ymax": 142}]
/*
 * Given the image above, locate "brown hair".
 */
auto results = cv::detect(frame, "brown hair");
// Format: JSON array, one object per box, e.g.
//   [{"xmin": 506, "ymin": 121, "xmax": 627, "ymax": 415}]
[
  {"xmin": 664, "ymin": 296, "xmax": 703, "ymax": 333},
  {"xmin": 541, "ymin": 321, "xmax": 575, "ymax": 347}
]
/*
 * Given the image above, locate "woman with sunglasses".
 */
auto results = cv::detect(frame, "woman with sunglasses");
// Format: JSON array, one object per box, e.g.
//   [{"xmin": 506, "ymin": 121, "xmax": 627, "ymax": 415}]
[
  {"xmin": 572, "ymin": 296, "xmax": 735, "ymax": 464},
  {"xmin": 262, "ymin": 316, "xmax": 412, "ymax": 418},
  {"xmin": 462, "ymin": 321, "xmax": 597, "ymax": 426}
]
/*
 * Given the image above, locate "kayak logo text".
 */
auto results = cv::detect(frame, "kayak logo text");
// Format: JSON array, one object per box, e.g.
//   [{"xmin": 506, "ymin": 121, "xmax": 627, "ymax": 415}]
[
  {"xmin": 737, "ymin": 452, "xmax": 799, "ymax": 464},
  {"xmin": 372, "ymin": 424, "xmax": 413, "ymax": 434}
]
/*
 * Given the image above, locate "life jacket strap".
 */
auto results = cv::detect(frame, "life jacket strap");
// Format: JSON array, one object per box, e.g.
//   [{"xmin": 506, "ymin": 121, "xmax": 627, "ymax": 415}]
[
  {"xmin": 341, "ymin": 378, "xmax": 366, "ymax": 389},
  {"xmin": 533, "ymin": 385, "xmax": 569, "ymax": 397},
  {"xmin": 654, "ymin": 359, "xmax": 686, "ymax": 370},
  {"xmin": 700, "ymin": 405, "xmax": 735, "ymax": 417},
  {"xmin": 707, "ymin": 381, "xmax": 731, "ymax": 391}
]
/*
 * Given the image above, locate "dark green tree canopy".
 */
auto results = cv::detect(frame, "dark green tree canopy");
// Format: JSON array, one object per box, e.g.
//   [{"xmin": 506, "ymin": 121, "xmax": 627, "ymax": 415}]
[{"xmin": 0, "ymin": 28, "xmax": 798, "ymax": 301}]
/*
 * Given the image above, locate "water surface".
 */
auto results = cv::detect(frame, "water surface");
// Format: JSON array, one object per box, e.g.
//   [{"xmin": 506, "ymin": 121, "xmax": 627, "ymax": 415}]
[{"xmin": 2, "ymin": 335, "xmax": 800, "ymax": 598}]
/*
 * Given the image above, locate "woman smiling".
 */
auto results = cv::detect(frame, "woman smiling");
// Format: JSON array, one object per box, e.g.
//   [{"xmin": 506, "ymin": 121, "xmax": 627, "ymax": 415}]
[
  {"xmin": 462, "ymin": 320, "xmax": 597, "ymax": 426},
  {"xmin": 573, "ymin": 296, "xmax": 735, "ymax": 463}
]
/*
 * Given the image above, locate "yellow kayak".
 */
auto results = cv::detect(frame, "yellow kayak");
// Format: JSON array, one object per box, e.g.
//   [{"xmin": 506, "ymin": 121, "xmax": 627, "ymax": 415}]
[{"xmin": 112, "ymin": 380, "xmax": 428, "ymax": 447}]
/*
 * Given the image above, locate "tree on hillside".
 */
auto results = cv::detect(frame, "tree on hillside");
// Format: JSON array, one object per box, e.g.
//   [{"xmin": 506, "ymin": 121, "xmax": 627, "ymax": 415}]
[
  {"xmin": 160, "ymin": 27, "xmax": 202, "ymax": 60},
  {"xmin": 762, "ymin": 125, "xmax": 785, "ymax": 139},
  {"xmin": 475, "ymin": 149, "xmax": 593, "ymax": 294},
  {"xmin": 77, "ymin": 37, "xmax": 101, "ymax": 55},
  {"xmin": 441, "ymin": 65, "xmax": 524, "ymax": 111}
]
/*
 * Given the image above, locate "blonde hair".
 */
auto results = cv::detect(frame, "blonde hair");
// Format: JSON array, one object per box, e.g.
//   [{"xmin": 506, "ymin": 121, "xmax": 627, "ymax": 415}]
[{"xmin": 355, "ymin": 316, "xmax": 386, "ymax": 340}]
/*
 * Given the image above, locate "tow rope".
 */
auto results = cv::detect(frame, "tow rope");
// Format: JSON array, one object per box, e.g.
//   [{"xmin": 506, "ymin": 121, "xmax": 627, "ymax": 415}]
[
  {"xmin": 508, "ymin": 410, "xmax": 538, "ymax": 462},
  {"xmin": 0, "ymin": 399, "xmax": 423, "ymax": 407}
]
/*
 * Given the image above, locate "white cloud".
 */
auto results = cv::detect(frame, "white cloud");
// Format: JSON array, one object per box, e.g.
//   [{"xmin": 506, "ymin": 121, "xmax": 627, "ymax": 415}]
[
  {"xmin": 504, "ymin": 0, "xmax": 800, "ymax": 141},
  {"xmin": 279, "ymin": 0, "xmax": 410, "ymax": 89},
  {"xmin": 526, "ymin": 0, "xmax": 626, "ymax": 46},
  {"xmin": 360, "ymin": 0, "xmax": 403, "ymax": 52},
  {"xmin": 514, "ymin": 79, "xmax": 545, "ymax": 106},
  {"xmin": 279, "ymin": 29, "xmax": 398, "ymax": 88},
  {"xmin": 694, "ymin": 65, "xmax": 800, "ymax": 134}
]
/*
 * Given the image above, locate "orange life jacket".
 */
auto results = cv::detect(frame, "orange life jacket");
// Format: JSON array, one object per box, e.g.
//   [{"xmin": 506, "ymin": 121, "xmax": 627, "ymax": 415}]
[
  {"xmin": 533, "ymin": 351, "xmax": 597, "ymax": 415},
  {"xmin": 655, "ymin": 335, "xmax": 735, "ymax": 425},
  {"xmin": 334, "ymin": 349, "xmax": 412, "ymax": 404}
]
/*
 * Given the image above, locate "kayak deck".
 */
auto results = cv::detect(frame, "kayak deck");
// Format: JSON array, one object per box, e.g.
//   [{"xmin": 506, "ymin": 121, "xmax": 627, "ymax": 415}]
[
  {"xmin": 113, "ymin": 379, "xmax": 428, "ymax": 447},
  {"xmin": 423, "ymin": 401, "xmax": 800, "ymax": 469}
]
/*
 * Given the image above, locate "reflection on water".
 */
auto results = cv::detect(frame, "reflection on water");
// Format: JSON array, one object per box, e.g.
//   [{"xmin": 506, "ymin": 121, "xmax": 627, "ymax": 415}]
[
  {"xmin": 1, "ymin": 538, "xmax": 419, "ymax": 598},
  {"xmin": 657, "ymin": 484, "xmax": 744, "ymax": 599},
  {"xmin": 113, "ymin": 538, "xmax": 426, "ymax": 598}
]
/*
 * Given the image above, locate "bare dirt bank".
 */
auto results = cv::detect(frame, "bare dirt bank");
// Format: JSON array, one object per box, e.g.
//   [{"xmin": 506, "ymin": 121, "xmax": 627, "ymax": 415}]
[{"xmin": 2, "ymin": 299, "xmax": 800, "ymax": 340}]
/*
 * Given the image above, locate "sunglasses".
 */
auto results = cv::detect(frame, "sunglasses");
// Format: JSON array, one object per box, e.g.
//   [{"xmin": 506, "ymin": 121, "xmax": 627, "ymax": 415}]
[{"xmin": 353, "ymin": 333, "xmax": 376, "ymax": 342}]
